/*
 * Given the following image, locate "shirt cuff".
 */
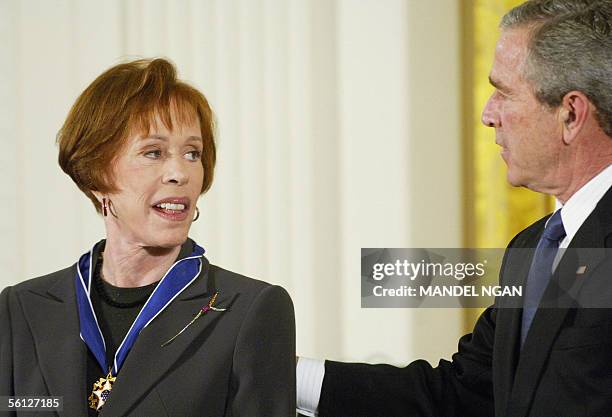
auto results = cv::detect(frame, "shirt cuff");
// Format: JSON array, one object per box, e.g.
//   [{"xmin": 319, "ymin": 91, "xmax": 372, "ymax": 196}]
[{"xmin": 296, "ymin": 357, "xmax": 326, "ymax": 416}]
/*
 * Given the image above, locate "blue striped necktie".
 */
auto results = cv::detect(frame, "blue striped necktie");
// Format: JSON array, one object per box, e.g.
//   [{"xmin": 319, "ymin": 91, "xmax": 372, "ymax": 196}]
[{"xmin": 520, "ymin": 210, "xmax": 566, "ymax": 347}]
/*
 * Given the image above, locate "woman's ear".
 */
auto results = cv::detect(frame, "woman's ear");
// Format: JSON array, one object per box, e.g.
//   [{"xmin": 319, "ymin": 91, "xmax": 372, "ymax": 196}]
[
  {"xmin": 91, "ymin": 191, "xmax": 108, "ymax": 216},
  {"xmin": 91, "ymin": 191, "xmax": 103, "ymax": 204}
]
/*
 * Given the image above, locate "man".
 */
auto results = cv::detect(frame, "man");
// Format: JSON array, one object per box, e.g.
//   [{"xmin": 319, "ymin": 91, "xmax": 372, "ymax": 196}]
[{"xmin": 297, "ymin": 1, "xmax": 612, "ymax": 416}]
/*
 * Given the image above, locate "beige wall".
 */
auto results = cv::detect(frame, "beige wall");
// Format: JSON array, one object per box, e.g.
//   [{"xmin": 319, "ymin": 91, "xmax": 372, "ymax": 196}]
[{"xmin": 0, "ymin": 0, "xmax": 462, "ymax": 366}]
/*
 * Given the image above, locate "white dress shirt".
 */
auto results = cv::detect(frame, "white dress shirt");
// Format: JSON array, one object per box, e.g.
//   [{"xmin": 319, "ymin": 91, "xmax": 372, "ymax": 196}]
[
  {"xmin": 296, "ymin": 357, "xmax": 326, "ymax": 416},
  {"xmin": 296, "ymin": 164, "xmax": 612, "ymax": 416}
]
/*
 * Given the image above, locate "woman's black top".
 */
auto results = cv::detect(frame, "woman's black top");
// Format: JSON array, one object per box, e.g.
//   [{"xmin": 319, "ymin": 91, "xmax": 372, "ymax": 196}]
[{"xmin": 85, "ymin": 247, "xmax": 158, "ymax": 416}]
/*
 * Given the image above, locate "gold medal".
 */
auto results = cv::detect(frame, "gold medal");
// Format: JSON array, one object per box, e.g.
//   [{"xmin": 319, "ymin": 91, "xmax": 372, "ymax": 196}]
[{"xmin": 88, "ymin": 369, "xmax": 116, "ymax": 411}]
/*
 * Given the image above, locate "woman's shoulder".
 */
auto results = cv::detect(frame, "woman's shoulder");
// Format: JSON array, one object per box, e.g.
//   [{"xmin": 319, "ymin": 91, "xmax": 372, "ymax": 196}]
[
  {"xmin": 205, "ymin": 263, "xmax": 293, "ymax": 311},
  {"xmin": 3, "ymin": 264, "xmax": 76, "ymax": 297},
  {"xmin": 207, "ymin": 263, "xmax": 275, "ymax": 292},
  {"xmin": 204, "ymin": 263, "xmax": 295, "ymax": 346}
]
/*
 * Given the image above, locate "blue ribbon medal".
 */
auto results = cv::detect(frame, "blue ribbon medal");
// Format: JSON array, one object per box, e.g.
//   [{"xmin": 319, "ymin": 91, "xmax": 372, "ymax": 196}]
[{"xmin": 75, "ymin": 242, "xmax": 205, "ymax": 411}]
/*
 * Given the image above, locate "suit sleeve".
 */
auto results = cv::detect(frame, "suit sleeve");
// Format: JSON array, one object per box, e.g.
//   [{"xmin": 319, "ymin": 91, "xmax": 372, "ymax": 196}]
[
  {"xmin": 317, "ymin": 226, "xmax": 534, "ymax": 417},
  {"xmin": 319, "ymin": 307, "xmax": 496, "ymax": 417},
  {"xmin": 228, "ymin": 285, "xmax": 296, "ymax": 417},
  {"xmin": 0, "ymin": 286, "xmax": 16, "ymax": 417}
]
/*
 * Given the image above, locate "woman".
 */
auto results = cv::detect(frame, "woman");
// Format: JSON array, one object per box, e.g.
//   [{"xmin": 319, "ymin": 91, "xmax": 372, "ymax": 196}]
[{"xmin": 0, "ymin": 58, "xmax": 295, "ymax": 416}]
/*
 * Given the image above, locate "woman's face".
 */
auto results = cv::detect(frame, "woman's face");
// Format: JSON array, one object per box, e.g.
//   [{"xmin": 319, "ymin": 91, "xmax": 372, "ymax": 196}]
[{"xmin": 103, "ymin": 112, "xmax": 204, "ymax": 249}]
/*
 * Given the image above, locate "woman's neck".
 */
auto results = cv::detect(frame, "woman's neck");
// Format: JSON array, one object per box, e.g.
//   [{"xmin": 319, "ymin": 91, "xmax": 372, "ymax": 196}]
[{"xmin": 100, "ymin": 237, "xmax": 182, "ymax": 288}]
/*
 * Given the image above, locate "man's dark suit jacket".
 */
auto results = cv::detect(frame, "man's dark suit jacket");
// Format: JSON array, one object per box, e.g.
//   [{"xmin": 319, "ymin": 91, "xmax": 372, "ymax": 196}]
[
  {"xmin": 0, "ymin": 249, "xmax": 296, "ymax": 416},
  {"xmin": 319, "ymin": 186, "xmax": 612, "ymax": 417}
]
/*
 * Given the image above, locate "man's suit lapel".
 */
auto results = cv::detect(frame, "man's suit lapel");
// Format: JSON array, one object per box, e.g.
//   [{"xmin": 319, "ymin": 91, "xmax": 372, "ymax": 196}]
[
  {"xmin": 505, "ymin": 186, "xmax": 612, "ymax": 417},
  {"xmin": 493, "ymin": 225, "xmax": 541, "ymax": 417},
  {"xmin": 19, "ymin": 266, "xmax": 88, "ymax": 417},
  {"xmin": 99, "ymin": 258, "xmax": 236, "ymax": 417}
]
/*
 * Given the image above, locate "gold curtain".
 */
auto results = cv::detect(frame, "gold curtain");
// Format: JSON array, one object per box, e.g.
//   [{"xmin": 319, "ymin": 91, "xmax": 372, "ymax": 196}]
[{"xmin": 462, "ymin": 0, "xmax": 554, "ymax": 330}]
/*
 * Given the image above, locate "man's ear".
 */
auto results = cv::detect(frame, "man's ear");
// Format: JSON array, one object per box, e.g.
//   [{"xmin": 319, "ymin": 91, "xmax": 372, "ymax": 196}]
[{"xmin": 560, "ymin": 91, "xmax": 590, "ymax": 145}]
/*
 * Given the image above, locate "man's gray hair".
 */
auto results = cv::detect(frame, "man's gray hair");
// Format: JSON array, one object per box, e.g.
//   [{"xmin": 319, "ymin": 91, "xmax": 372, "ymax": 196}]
[{"xmin": 501, "ymin": 0, "xmax": 612, "ymax": 136}]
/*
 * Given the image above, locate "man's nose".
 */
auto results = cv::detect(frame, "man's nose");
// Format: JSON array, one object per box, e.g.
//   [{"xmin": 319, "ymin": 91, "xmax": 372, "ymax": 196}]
[{"xmin": 481, "ymin": 96, "xmax": 501, "ymax": 128}]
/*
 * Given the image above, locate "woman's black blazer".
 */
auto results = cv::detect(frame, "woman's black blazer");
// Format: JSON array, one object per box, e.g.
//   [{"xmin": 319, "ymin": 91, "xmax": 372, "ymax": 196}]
[{"xmin": 0, "ymin": 248, "xmax": 296, "ymax": 416}]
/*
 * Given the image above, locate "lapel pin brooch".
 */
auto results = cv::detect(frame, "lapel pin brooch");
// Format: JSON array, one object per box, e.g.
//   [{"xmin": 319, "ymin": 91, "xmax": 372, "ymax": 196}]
[{"xmin": 161, "ymin": 292, "xmax": 226, "ymax": 347}]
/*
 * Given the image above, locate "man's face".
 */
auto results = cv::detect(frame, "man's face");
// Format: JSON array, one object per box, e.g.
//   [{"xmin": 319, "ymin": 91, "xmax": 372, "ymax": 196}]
[{"xmin": 481, "ymin": 28, "xmax": 564, "ymax": 192}]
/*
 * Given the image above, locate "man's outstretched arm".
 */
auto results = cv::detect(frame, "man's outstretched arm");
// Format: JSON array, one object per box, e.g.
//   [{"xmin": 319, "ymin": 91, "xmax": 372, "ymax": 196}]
[{"xmin": 298, "ymin": 306, "xmax": 496, "ymax": 417}]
